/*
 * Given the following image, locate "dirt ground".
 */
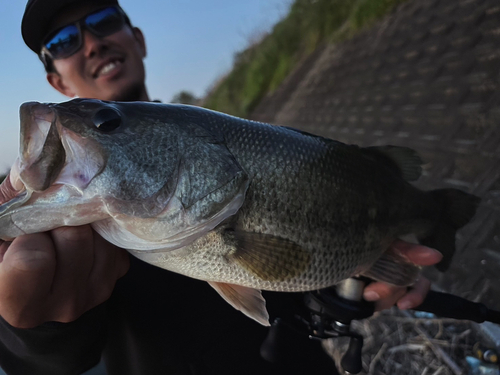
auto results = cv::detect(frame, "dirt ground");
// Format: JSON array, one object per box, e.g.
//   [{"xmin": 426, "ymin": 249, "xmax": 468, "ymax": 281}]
[{"xmin": 324, "ymin": 308, "xmax": 497, "ymax": 375}]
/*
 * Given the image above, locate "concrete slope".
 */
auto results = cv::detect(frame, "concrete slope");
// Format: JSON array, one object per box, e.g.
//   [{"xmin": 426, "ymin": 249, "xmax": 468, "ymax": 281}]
[{"xmin": 252, "ymin": 0, "xmax": 500, "ymax": 311}]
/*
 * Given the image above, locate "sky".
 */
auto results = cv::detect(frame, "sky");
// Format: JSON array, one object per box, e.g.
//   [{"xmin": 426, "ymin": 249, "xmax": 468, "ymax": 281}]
[{"xmin": 0, "ymin": 0, "xmax": 291, "ymax": 173}]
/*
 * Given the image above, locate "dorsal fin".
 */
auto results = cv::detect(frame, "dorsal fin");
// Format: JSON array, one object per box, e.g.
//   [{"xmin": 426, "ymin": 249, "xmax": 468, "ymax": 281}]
[{"xmin": 362, "ymin": 146, "xmax": 423, "ymax": 181}]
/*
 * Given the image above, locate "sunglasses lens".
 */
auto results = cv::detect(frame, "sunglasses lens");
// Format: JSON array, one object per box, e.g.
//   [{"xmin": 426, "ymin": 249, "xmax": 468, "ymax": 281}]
[
  {"xmin": 42, "ymin": 7, "xmax": 125, "ymax": 61},
  {"xmin": 86, "ymin": 7, "xmax": 124, "ymax": 36},
  {"xmin": 44, "ymin": 24, "xmax": 80, "ymax": 59}
]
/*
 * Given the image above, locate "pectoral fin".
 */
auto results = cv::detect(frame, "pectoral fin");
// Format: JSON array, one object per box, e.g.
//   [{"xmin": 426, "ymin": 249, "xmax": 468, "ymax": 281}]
[
  {"xmin": 208, "ymin": 281, "xmax": 270, "ymax": 326},
  {"xmin": 360, "ymin": 247, "xmax": 421, "ymax": 286},
  {"xmin": 226, "ymin": 230, "xmax": 311, "ymax": 281}
]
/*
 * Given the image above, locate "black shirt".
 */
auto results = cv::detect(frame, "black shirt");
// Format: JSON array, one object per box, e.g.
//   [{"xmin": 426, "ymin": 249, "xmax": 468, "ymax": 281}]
[{"xmin": 0, "ymin": 255, "xmax": 339, "ymax": 375}]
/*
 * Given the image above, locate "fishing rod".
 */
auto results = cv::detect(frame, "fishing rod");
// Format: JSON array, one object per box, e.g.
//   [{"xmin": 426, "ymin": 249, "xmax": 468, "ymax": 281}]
[{"xmin": 260, "ymin": 278, "xmax": 500, "ymax": 374}]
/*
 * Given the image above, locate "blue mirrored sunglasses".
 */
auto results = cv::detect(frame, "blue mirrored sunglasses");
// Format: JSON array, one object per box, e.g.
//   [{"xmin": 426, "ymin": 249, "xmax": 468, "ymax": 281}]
[{"xmin": 40, "ymin": 6, "xmax": 128, "ymax": 63}]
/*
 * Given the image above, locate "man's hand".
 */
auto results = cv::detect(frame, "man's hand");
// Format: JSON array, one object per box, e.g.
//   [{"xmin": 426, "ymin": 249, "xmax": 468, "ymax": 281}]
[
  {"xmin": 363, "ymin": 240, "xmax": 442, "ymax": 311},
  {"xmin": 0, "ymin": 225, "xmax": 130, "ymax": 328}
]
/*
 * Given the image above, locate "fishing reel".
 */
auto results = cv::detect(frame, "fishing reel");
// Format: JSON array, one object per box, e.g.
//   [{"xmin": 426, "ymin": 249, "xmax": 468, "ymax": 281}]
[
  {"xmin": 303, "ymin": 278, "xmax": 374, "ymax": 373},
  {"xmin": 261, "ymin": 278, "xmax": 500, "ymax": 374},
  {"xmin": 261, "ymin": 278, "xmax": 374, "ymax": 374}
]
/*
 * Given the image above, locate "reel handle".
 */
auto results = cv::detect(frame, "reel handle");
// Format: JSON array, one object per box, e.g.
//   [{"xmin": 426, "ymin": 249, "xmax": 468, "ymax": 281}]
[{"xmin": 341, "ymin": 335, "xmax": 363, "ymax": 374}]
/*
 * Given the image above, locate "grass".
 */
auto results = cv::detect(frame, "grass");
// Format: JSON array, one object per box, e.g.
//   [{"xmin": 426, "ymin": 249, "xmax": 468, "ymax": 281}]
[{"xmin": 202, "ymin": 0, "xmax": 409, "ymax": 118}]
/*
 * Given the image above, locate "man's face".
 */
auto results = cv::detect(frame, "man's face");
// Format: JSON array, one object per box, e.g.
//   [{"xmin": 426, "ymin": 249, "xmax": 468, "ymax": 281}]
[{"xmin": 46, "ymin": 3, "xmax": 148, "ymax": 101}]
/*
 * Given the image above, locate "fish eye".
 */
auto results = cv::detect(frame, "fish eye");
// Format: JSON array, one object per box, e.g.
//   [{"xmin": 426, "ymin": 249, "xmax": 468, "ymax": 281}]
[{"xmin": 92, "ymin": 108, "xmax": 122, "ymax": 132}]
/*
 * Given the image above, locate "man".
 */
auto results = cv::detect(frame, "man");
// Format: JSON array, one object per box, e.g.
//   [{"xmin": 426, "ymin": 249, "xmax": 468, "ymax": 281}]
[{"xmin": 0, "ymin": 0, "xmax": 441, "ymax": 374}]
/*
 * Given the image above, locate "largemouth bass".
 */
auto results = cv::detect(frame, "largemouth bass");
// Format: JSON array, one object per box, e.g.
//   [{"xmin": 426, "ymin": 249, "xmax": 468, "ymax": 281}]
[{"xmin": 0, "ymin": 99, "xmax": 479, "ymax": 325}]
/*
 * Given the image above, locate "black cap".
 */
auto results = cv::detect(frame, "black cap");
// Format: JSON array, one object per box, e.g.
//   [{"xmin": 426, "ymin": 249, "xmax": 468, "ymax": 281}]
[{"xmin": 22, "ymin": 0, "xmax": 119, "ymax": 53}]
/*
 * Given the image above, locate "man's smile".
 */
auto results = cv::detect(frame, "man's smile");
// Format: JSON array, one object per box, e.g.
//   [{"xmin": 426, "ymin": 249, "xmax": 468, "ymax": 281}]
[{"xmin": 93, "ymin": 58, "xmax": 124, "ymax": 79}]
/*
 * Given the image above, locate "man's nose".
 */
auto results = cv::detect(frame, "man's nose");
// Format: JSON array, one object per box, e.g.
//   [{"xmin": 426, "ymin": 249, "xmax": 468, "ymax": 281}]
[{"xmin": 82, "ymin": 30, "xmax": 108, "ymax": 57}]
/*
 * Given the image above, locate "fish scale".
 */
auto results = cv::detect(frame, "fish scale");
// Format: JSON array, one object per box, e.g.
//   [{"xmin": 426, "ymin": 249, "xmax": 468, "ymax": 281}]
[{"xmin": 145, "ymin": 111, "xmax": 411, "ymax": 289}]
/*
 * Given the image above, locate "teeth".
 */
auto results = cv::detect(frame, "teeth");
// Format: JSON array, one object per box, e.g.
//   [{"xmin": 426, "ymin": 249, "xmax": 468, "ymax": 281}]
[{"xmin": 98, "ymin": 61, "xmax": 119, "ymax": 77}]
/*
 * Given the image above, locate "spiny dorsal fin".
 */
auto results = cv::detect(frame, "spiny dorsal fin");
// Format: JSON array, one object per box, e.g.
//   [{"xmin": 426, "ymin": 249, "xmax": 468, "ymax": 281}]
[
  {"xmin": 363, "ymin": 146, "xmax": 423, "ymax": 181},
  {"xmin": 226, "ymin": 230, "xmax": 311, "ymax": 282}
]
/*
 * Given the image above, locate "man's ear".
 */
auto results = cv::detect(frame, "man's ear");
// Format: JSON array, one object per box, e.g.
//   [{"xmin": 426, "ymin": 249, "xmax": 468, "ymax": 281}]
[
  {"xmin": 47, "ymin": 72, "xmax": 76, "ymax": 98},
  {"xmin": 132, "ymin": 27, "xmax": 147, "ymax": 58}
]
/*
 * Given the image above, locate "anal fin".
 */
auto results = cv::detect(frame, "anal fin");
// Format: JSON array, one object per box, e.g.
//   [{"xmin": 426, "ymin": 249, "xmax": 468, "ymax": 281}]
[
  {"xmin": 208, "ymin": 281, "xmax": 270, "ymax": 326},
  {"xmin": 360, "ymin": 248, "xmax": 421, "ymax": 286}
]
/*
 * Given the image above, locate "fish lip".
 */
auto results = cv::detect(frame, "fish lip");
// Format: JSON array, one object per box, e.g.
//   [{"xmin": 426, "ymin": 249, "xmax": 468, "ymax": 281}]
[
  {"xmin": 0, "ymin": 189, "xmax": 31, "ymax": 218},
  {"xmin": 92, "ymin": 56, "xmax": 124, "ymax": 79}
]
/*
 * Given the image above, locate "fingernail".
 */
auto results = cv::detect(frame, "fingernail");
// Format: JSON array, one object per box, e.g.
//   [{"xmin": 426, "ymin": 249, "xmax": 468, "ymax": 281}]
[
  {"xmin": 421, "ymin": 248, "xmax": 443, "ymax": 260},
  {"xmin": 363, "ymin": 291, "xmax": 380, "ymax": 301},
  {"xmin": 398, "ymin": 300, "xmax": 412, "ymax": 310}
]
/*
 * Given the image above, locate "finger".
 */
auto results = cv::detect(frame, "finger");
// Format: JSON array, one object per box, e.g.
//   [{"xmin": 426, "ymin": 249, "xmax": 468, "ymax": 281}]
[
  {"xmin": 0, "ymin": 240, "xmax": 11, "ymax": 262},
  {"xmin": 390, "ymin": 240, "xmax": 443, "ymax": 266},
  {"xmin": 0, "ymin": 174, "xmax": 22, "ymax": 204},
  {"xmin": 49, "ymin": 225, "xmax": 96, "ymax": 319},
  {"xmin": 93, "ymin": 233, "xmax": 130, "ymax": 280},
  {"xmin": 363, "ymin": 282, "xmax": 407, "ymax": 311},
  {"xmin": 397, "ymin": 277, "xmax": 431, "ymax": 310},
  {"xmin": 116, "ymin": 248, "xmax": 130, "ymax": 279},
  {"xmin": 0, "ymin": 233, "xmax": 56, "ymax": 327},
  {"xmin": 87, "ymin": 232, "xmax": 129, "ymax": 305},
  {"xmin": 49, "ymin": 225, "xmax": 95, "ymax": 292}
]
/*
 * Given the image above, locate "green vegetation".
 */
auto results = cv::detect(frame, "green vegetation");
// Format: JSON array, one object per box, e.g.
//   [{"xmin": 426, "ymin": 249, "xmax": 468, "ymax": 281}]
[
  {"xmin": 203, "ymin": 0, "xmax": 408, "ymax": 118},
  {"xmin": 170, "ymin": 91, "xmax": 199, "ymax": 105}
]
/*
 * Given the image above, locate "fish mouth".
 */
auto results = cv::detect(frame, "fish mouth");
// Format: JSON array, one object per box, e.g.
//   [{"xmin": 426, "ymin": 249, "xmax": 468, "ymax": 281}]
[
  {"xmin": 0, "ymin": 102, "xmax": 63, "ymax": 213},
  {"xmin": 0, "ymin": 102, "xmax": 105, "ymax": 215},
  {"xmin": 18, "ymin": 102, "xmax": 66, "ymax": 192},
  {"xmin": 0, "ymin": 102, "xmax": 108, "ymax": 238}
]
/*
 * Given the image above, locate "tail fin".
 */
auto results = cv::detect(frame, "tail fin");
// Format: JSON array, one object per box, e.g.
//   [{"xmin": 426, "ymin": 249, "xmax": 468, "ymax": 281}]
[{"xmin": 421, "ymin": 189, "xmax": 480, "ymax": 271}]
